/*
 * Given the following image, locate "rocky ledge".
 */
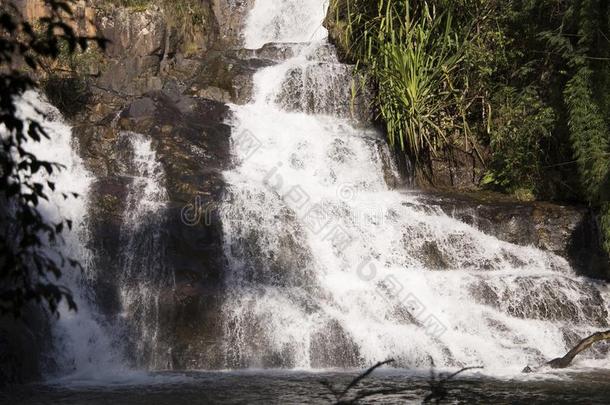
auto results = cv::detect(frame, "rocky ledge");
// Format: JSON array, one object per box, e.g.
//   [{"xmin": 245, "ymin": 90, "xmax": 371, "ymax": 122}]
[{"xmin": 415, "ymin": 190, "xmax": 610, "ymax": 280}]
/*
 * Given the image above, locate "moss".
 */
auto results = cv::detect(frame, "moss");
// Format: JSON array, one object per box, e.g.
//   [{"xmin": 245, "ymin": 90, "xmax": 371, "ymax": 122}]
[
  {"xmin": 513, "ymin": 188, "xmax": 536, "ymax": 202},
  {"xmin": 323, "ymin": 2, "xmax": 351, "ymax": 61},
  {"xmin": 105, "ymin": 0, "xmax": 151, "ymax": 11}
]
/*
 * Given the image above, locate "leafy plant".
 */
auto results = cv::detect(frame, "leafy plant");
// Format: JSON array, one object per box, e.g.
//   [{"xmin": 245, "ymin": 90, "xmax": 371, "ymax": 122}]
[
  {"xmin": 330, "ymin": 0, "xmax": 479, "ymax": 175},
  {"xmin": 42, "ymin": 74, "xmax": 91, "ymax": 118},
  {"xmin": 331, "ymin": 0, "xmax": 610, "ymax": 252},
  {"xmin": 482, "ymin": 87, "xmax": 556, "ymax": 195}
]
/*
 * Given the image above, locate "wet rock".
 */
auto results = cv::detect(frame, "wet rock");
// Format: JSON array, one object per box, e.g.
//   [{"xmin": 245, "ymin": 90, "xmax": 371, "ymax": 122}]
[
  {"xmin": 424, "ymin": 149, "xmax": 486, "ymax": 191},
  {"xmin": 276, "ymin": 60, "xmax": 373, "ymax": 122},
  {"xmin": 127, "ymin": 96, "xmax": 156, "ymax": 118},
  {"xmin": 74, "ymin": 89, "xmax": 232, "ymax": 369},
  {"xmin": 470, "ymin": 281, "xmax": 500, "ymax": 308},
  {"xmin": 159, "ymin": 284, "xmax": 225, "ymax": 369},
  {"xmin": 502, "ymin": 277, "xmax": 608, "ymax": 326},
  {"xmin": 123, "ymin": 93, "xmax": 230, "ymax": 369},
  {"xmin": 189, "ymin": 50, "xmax": 275, "ymax": 104},
  {"xmin": 230, "ymin": 42, "xmax": 307, "ymax": 62},
  {"xmin": 390, "ymin": 304, "xmax": 420, "ymax": 325},
  {"xmin": 418, "ymin": 240, "xmax": 451, "ymax": 270},
  {"xmin": 310, "ymin": 320, "xmax": 361, "ymax": 368},
  {"xmin": 417, "ymin": 191, "xmax": 610, "ymax": 280},
  {"xmin": 212, "ymin": 0, "xmax": 253, "ymax": 48},
  {"xmin": 11, "ymin": 0, "xmax": 261, "ymax": 375}
]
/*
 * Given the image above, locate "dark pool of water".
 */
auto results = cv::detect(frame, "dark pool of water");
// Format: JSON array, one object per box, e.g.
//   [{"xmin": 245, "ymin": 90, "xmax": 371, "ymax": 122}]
[{"xmin": 2, "ymin": 369, "xmax": 610, "ymax": 404}]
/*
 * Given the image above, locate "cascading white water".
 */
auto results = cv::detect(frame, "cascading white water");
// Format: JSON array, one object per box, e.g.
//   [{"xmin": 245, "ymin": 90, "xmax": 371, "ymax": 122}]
[
  {"xmin": 117, "ymin": 132, "xmax": 172, "ymax": 370},
  {"xmin": 243, "ymin": 0, "xmax": 328, "ymax": 49},
  {"xmin": 15, "ymin": 92, "xmax": 122, "ymax": 378},
  {"xmin": 18, "ymin": 100, "xmax": 172, "ymax": 376},
  {"xmin": 220, "ymin": 0, "xmax": 610, "ymax": 373}
]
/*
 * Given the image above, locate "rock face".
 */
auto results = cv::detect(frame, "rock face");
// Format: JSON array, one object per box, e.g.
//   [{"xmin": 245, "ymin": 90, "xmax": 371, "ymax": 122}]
[
  {"xmin": 38, "ymin": 0, "xmax": 320, "ymax": 371},
  {"xmin": 212, "ymin": 0, "xmax": 254, "ymax": 48},
  {"xmin": 415, "ymin": 191, "xmax": 610, "ymax": 280},
  {"xmin": 75, "ymin": 89, "xmax": 232, "ymax": 368}
]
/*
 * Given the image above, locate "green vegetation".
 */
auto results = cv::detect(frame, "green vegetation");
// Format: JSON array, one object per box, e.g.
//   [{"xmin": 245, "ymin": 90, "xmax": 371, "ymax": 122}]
[
  {"xmin": 42, "ymin": 75, "xmax": 91, "ymax": 118},
  {"xmin": 330, "ymin": 1, "xmax": 468, "ymax": 163},
  {"xmin": 107, "ymin": 0, "xmax": 209, "ymax": 35},
  {"xmin": 330, "ymin": 0, "xmax": 610, "ymax": 253},
  {"xmin": 107, "ymin": 0, "xmax": 150, "ymax": 11}
]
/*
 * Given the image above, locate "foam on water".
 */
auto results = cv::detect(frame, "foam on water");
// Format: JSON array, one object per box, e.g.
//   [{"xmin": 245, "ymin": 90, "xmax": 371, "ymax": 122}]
[
  {"xmin": 244, "ymin": 0, "xmax": 328, "ymax": 49},
  {"xmin": 220, "ymin": 0, "xmax": 610, "ymax": 373},
  {"xmin": 9, "ymin": 0, "xmax": 608, "ymax": 382}
]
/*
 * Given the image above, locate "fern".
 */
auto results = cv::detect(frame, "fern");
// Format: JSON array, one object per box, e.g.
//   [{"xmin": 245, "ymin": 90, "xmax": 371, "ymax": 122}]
[
  {"xmin": 562, "ymin": 0, "xmax": 610, "ymax": 254},
  {"xmin": 564, "ymin": 67, "xmax": 610, "ymax": 202}
]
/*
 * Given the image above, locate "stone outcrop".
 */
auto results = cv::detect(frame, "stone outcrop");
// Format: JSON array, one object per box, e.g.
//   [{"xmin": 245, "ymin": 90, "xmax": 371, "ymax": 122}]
[
  {"xmin": 75, "ymin": 89, "xmax": 231, "ymax": 368},
  {"xmin": 211, "ymin": 0, "xmax": 253, "ymax": 48},
  {"xmin": 416, "ymin": 191, "xmax": 610, "ymax": 280},
  {"xmin": 48, "ymin": 0, "xmax": 319, "ymax": 370}
]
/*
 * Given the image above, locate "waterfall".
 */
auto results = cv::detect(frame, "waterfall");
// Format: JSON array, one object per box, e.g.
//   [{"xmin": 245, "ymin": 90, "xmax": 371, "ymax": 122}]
[
  {"xmin": 17, "ymin": 96, "xmax": 172, "ymax": 375},
  {"xmin": 220, "ymin": 0, "xmax": 610, "ymax": 372},
  {"xmin": 15, "ymin": 92, "xmax": 123, "ymax": 378},
  {"xmin": 116, "ymin": 132, "xmax": 172, "ymax": 370},
  {"xmin": 243, "ymin": 0, "xmax": 328, "ymax": 49}
]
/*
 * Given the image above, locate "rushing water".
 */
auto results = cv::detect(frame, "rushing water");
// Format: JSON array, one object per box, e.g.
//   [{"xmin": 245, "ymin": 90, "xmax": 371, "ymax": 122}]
[
  {"xmin": 116, "ymin": 132, "xmax": 172, "ymax": 370},
  {"xmin": 12, "ymin": 94, "xmax": 173, "ymax": 378},
  {"xmin": 15, "ymin": 92, "xmax": 122, "ymax": 379},
  {"xmin": 219, "ymin": 0, "xmax": 610, "ymax": 372}
]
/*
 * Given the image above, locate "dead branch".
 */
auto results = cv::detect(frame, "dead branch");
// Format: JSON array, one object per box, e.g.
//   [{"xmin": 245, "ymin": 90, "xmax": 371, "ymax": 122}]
[
  {"xmin": 321, "ymin": 359, "xmax": 395, "ymax": 404},
  {"xmin": 523, "ymin": 330, "xmax": 610, "ymax": 372},
  {"xmin": 424, "ymin": 358, "xmax": 483, "ymax": 404}
]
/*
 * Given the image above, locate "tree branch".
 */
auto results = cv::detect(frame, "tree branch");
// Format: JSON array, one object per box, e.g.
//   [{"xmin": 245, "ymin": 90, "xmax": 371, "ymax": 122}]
[
  {"xmin": 547, "ymin": 330, "xmax": 610, "ymax": 369},
  {"xmin": 523, "ymin": 330, "xmax": 610, "ymax": 372}
]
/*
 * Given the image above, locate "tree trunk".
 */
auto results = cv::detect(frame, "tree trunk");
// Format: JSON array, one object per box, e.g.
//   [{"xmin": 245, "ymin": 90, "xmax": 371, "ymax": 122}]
[
  {"xmin": 523, "ymin": 330, "xmax": 610, "ymax": 372},
  {"xmin": 547, "ymin": 330, "xmax": 610, "ymax": 368}
]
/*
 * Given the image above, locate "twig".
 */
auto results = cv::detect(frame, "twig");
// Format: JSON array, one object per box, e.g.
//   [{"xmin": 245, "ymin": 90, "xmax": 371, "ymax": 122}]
[
  {"xmin": 424, "ymin": 357, "xmax": 483, "ymax": 404},
  {"xmin": 321, "ymin": 359, "xmax": 395, "ymax": 404}
]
